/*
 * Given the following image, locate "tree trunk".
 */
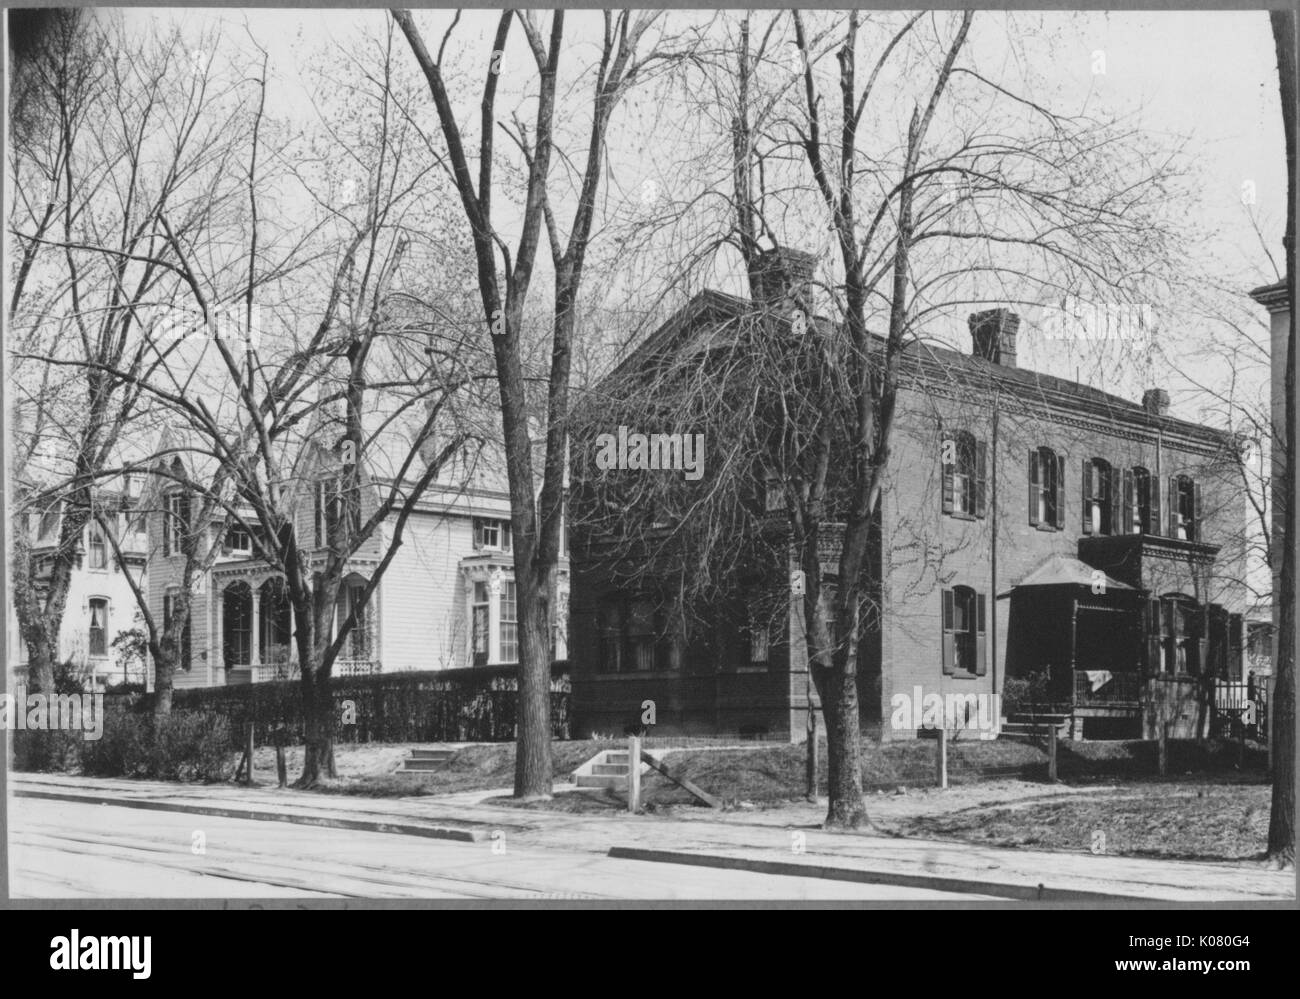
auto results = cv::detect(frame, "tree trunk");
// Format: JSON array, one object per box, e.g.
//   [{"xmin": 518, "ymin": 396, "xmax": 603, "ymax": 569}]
[
  {"xmin": 1268, "ymin": 7, "xmax": 1296, "ymax": 868},
  {"xmin": 513, "ymin": 573, "xmax": 554, "ymax": 799},
  {"xmin": 298, "ymin": 666, "xmax": 337, "ymax": 786}
]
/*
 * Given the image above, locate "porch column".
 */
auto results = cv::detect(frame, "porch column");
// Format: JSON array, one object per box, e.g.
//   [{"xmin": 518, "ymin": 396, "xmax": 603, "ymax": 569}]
[
  {"xmin": 213, "ymin": 583, "xmax": 223, "ymax": 680},
  {"xmin": 250, "ymin": 581, "xmax": 261, "ymax": 668},
  {"xmin": 488, "ymin": 572, "xmax": 501, "ymax": 665}
]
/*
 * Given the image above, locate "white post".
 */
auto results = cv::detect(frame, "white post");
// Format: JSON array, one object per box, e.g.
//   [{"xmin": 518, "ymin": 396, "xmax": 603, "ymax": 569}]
[
  {"xmin": 627, "ymin": 735, "xmax": 641, "ymax": 813},
  {"xmin": 936, "ymin": 728, "xmax": 948, "ymax": 789}
]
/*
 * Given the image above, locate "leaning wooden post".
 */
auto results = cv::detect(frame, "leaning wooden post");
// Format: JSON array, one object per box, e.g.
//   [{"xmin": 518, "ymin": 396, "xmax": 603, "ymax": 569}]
[
  {"xmin": 936, "ymin": 727, "xmax": 948, "ymax": 789},
  {"xmin": 627, "ymin": 735, "xmax": 641, "ymax": 813},
  {"xmin": 805, "ymin": 698, "xmax": 818, "ymax": 802}
]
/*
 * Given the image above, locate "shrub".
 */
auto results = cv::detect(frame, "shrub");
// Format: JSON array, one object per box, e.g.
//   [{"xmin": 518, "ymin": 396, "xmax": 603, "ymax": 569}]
[
  {"xmin": 149, "ymin": 711, "xmax": 235, "ymax": 782},
  {"xmin": 11, "ymin": 729, "xmax": 82, "ymax": 772},
  {"xmin": 79, "ymin": 711, "xmax": 152, "ymax": 777},
  {"xmin": 1002, "ymin": 672, "xmax": 1053, "ymax": 714}
]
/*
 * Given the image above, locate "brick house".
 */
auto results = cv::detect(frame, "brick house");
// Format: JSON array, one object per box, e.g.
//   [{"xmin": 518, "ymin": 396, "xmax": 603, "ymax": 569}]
[{"xmin": 569, "ymin": 251, "xmax": 1248, "ymax": 741}]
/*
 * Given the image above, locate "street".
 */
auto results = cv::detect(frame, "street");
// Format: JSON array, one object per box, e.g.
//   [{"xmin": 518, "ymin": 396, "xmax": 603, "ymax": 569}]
[{"xmin": 9, "ymin": 798, "xmax": 992, "ymax": 900}]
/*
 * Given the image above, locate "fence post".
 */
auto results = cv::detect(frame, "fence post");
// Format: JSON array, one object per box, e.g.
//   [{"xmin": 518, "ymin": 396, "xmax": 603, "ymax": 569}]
[
  {"xmin": 245, "ymin": 722, "xmax": 255, "ymax": 786},
  {"xmin": 936, "ymin": 728, "xmax": 948, "ymax": 789},
  {"xmin": 805, "ymin": 708, "xmax": 818, "ymax": 802},
  {"xmin": 1158, "ymin": 720, "xmax": 1169, "ymax": 777},
  {"xmin": 627, "ymin": 735, "xmax": 641, "ymax": 813},
  {"xmin": 1047, "ymin": 722, "xmax": 1058, "ymax": 782}
]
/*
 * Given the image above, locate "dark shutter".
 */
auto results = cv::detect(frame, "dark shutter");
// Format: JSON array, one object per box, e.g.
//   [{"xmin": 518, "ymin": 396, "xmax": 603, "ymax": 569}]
[
  {"xmin": 1192, "ymin": 480, "xmax": 1203, "ymax": 542},
  {"xmin": 314, "ymin": 484, "xmax": 323, "ymax": 547},
  {"xmin": 1053, "ymin": 452, "xmax": 1066, "ymax": 529},
  {"xmin": 1167, "ymin": 477, "xmax": 1178, "ymax": 537},
  {"xmin": 941, "ymin": 589, "xmax": 955, "ymax": 675},
  {"xmin": 941, "ymin": 436, "xmax": 954, "ymax": 515},
  {"xmin": 975, "ymin": 440, "xmax": 988, "ymax": 518},
  {"xmin": 1081, "ymin": 458, "xmax": 1092, "ymax": 534},
  {"xmin": 1028, "ymin": 449, "xmax": 1039, "ymax": 525},
  {"xmin": 1122, "ymin": 469, "xmax": 1134, "ymax": 534},
  {"xmin": 1145, "ymin": 598, "xmax": 1163, "ymax": 673},
  {"xmin": 975, "ymin": 593, "xmax": 988, "ymax": 676},
  {"xmin": 1229, "ymin": 614, "xmax": 1244, "ymax": 681}
]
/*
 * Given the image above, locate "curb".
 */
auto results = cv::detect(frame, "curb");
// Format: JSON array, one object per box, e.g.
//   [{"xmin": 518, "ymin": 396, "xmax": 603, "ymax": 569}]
[
  {"xmin": 15, "ymin": 788, "xmax": 502, "ymax": 843},
  {"xmin": 607, "ymin": 846, "xmax": 1144, "ymax": 901}
]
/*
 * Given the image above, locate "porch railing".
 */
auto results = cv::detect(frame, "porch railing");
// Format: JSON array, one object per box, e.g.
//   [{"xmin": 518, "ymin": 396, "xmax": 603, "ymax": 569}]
[
  {"xmin": 1073, "ymin": 670, "xmax": 1142, "ymax": 706},
  {"xmin": 335, "ymin": 658, "xmax": 380, "ymax": 677},
  {"xmin": 254, "ymin": 661, "xmax": 300, "ymax": 683}
]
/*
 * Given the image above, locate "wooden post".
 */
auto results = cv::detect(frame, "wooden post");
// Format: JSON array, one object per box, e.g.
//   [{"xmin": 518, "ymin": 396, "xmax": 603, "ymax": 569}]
[
  {"xmin": 939, "ymin": 728, "xmax": 950, "ymax": 788},
  {"xmin": 1158, "ymin": 720, "xmax": 1169, "ymax": 777},
  {"xmin": 1047, "ymin": 723, "xmax": 1058, "ymax": 782},
  {"xmin": 805, "ymin": 704, "xmax": 818, "ymax": 802},
  {"xmin": 245, "ymin": 723, "xmax": 256, "ymax": 786},
  {"xmin": 627, "ymin": 735, "xmax": 641, "ymax": 813}
]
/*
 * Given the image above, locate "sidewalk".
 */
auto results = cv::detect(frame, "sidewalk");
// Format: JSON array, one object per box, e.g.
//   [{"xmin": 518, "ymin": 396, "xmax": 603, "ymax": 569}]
[{"xmin": 11, "ymin": 773, "xmax": 1295, "ymax": 902}]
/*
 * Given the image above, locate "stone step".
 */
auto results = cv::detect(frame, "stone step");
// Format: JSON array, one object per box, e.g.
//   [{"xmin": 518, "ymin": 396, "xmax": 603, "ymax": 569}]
[
  {"xmin": 576, "ymin": 774, "xmax": 627, "ymax": 789},
  {"xmin": 410, "ymin": 749, "xmax": 455, "ymax": 761},
  {"xmin": 592, "ymin": 763, "xmax": 630, "ymax": 776},
  {"xmin": 400, "ymin": 758, "xmax": 447, "ymax": 771}
]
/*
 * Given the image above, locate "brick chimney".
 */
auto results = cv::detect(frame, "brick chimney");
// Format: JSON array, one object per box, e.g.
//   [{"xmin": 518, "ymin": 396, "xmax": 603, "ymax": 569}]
[
  {"xmin": 753, "ymin": 247, "xmax": 817, "ymax": 307},
  {"xmin": 1142, "ymin": 388, "xmax": 1170, "ymax": 416},
  {"xmin": 969, "ymin": 309, "xmax": 1020, "ymax": 367}
]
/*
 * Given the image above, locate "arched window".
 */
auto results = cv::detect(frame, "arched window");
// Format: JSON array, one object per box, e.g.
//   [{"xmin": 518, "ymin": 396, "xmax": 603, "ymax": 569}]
[
  {"xmin": 1081, "ymin": 458, "xmax": 1116, "ymax": 535},
  {"xmin": 942, "ymin": 430, "xmax": 987, "ymax": 519},
  {"xmin": 942, "ymin": 585, "xmax": 986, "ymax": 676},
  {"xmin": 87, "ymin": 524, "xmax": 107, "ymax": 569},
  {"xmin": 1124, "ymin": 466, "xmax": 1153, "ymax": 535},
  {"xmin": 1168, "ymin": 474, "xmax": 1200, "ymax": 541},
  {"xmin": 223, "ymin": 582, "xmax": 253, "ymax": 668},
  {"xmin": 334, "ymin": 574, "xmax": 372, "ymax": 662},
  {"xmin": 1028, "ymin": 446, "xmax": 1064, "ymax": 528},
  {"xmin": 258, "ymin": 578, "xmax": 292, "ymax": 665}
]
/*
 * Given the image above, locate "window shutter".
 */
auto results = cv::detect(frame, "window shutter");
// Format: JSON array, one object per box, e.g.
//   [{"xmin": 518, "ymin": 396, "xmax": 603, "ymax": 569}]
[
  {"xmin": 975, "ymin": 593, "xmax": 988, "ymax": 675},
  {"xmin": 975, "ymin": 440, "xmax": 988, "ymax": 518},
  {"xmin": 941, "ymin": 589, "xmax": 955, "ymax": 675},
  {"xmin": 1145, "ymin": 598, "xmax": 1163, "ymax": 673},
  {"xmin": 1053, "ymin": 452, "xmax": 1066, "ymax": 529},
  {"xmin": 941, "ymin": 438, "xmax": 954, "ymax": 515},
  {"xmin": 314, "ymin": 484, "xmax": 324, "ymax": 547},
  {"xmin": 1081, "ymin": 458, "xmax": 1092, "ymax": 534},
  {"xmin": 1167, "ymin": 477, "xmax": 1178, "ymax": 537},
  {"xmin": 1149, "ymin": 473, "xmax": 1161, "ymax": 536},
  {"xmin": 1108, "ymin": 466, "xmax": 1121, "ymax": 536},
  {"xmin": 1122, "ymin": 469, "xmax": 1134, "ymax": 534},
  {"xmin": 1028, "ymin": 449, "xmax": 1039, "ymax": 526},
  {"xmin": 1192, "ymin": 480, "xmax": 1203, "ymax": 541}
]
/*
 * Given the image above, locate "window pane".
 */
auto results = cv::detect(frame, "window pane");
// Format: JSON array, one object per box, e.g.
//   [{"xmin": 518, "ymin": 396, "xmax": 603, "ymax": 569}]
[{"xmin": 499, "ymin": 581, "xmax": 517, "ymax": 662}]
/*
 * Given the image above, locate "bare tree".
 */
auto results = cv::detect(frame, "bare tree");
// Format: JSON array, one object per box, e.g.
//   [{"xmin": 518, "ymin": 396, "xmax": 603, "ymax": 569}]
[{"xmin": 393, "ymin": 8, "xmax": 683, "ymax": 797}]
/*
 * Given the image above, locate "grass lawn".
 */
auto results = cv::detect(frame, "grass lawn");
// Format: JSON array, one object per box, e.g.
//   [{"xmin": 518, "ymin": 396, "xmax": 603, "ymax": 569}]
[{"xmin": 891, "ymin": 780, "xmax": 1273, "ymax": 861}]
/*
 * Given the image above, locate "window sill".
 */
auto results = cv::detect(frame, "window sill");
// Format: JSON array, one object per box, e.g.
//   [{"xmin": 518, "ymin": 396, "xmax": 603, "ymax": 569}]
[
  {"xmin": 947, "ymin": 670, "xmax": 982, "ymax": 680},
  {"xmin": 1032, "ymin": 523, "xmax": 1061, "ymax": 533},
  {"xmin": 946, "ymin": 512, "xmax": 982, "ymax": 522}
]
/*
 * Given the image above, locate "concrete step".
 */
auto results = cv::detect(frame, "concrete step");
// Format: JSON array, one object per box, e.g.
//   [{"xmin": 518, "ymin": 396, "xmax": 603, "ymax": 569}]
[
  {"xmin": 592, "ymin": 764, "xmax": 630, "ymax": 776},
  {"xmin": 410, "ymin": 749, "xmax": 455, "ymax": 761},
  {"xmin": 400, "ymin": 759, "xmax": 447, "ymax": 771},
  {"xmin": 603, "ymin": 752, "xmax": 629, "ymax": 763},
  {"xmin": 576, "ymin": 774, "xmax": 627, "ymax": 789}
]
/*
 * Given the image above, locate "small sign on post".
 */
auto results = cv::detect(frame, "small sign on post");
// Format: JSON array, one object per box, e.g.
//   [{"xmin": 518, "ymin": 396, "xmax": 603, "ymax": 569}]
[{"xmin": 627, "ymin": 735, "xmax": 641, "ymax": 814}]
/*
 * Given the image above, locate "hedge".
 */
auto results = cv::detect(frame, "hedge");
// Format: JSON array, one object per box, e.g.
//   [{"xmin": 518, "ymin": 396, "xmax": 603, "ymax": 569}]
[{"xmin": 152, "ymin": 666, "xmax": 571, "ymax": 748}]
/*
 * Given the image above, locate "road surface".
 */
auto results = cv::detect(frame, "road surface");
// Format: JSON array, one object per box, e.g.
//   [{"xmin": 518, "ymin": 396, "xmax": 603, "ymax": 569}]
[{"xmin": 9, "ymin": 797, "xmax": 990, "ymax": 900}]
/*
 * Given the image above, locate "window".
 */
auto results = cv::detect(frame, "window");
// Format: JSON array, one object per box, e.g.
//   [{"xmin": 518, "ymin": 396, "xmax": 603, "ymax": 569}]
[
  {"xmin": 1028, "ymin": 447, "xmax": 1064, "ymax": 528},
  {"xmin": 763, "ymin": 474, "xmax": 786, "ymax": 513},
  {"xmin": 1124, "ymin": 466, "xmax": 1154, "ymax": 535},
  {"xmin": 941, "ymin": 586, "xmax": 986, "ymax": 676},
  {"xmin": 598, "ymin": 599, "xmax": 623, "ymax": 673},
  {"xmin": 499, "ymin": 580, "xmax": 518, "ymax": 663},
  {"xmin": 473, "ymin": 517, "xmax": 511, "ymax": 551},
  {"xmin": 226, "ymin": 522, "xmax": 252, "ymax": 555},
  {"xmin": 88, "ymin": 598, "xmax": 108, "ymax": 657},
  {"xmin": 38, "ymin": 507, "xmax": 59, "ymax": 540},
  {"xmin": 163, "ymin": 592, "xmax": 192, "ymax": 670},
  {"xmin": 1081, "ymin": 458, "xmax": 1116, "ymax": 535},
  {"xmin": 223, "ymin": 582, "xmax": 253, "ymax": 667},
  {"xmin": 87, "ymin": 525, "xmax": 107, "ymax": 569},
  {"xmin": 1159, "ymin": 595, "xmax": 1202, "ymax": 675},
  {"xmin": 337, "ymin": 579, "xmax": 371, "ymax": 660},
  {"xmin": 472, "ymin": 582, "xmax": 490, "ymax": 666},
  {"xmin": 1168, "ymin": 474, "xmax": 1200, "ymax": 541},
  {"xmin": 163, "ymin": 491, "xmax": 190, "ymax": 555},
  {"xmin": 259, "ymin": 579, "xmax": 292, "ymax": 665},
  {"xmin": 941, "ymin": 431, "xmax": 986, "ymax": 519},
  {"xmin": 749, "ymin": 615, "xmax": 770, "ymax": 663}
]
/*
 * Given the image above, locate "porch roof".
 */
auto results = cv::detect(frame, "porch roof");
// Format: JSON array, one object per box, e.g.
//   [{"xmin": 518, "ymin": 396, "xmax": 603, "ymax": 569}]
[{"xmin": 997, "ymin": 554, "xmax": 1134, "ymax": 598}]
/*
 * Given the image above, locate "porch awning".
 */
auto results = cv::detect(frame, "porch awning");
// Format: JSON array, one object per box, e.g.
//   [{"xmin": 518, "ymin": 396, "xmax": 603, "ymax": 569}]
[{"xmin": 997, "ymin": 554, "xmax": 1133, "ymax": 598}]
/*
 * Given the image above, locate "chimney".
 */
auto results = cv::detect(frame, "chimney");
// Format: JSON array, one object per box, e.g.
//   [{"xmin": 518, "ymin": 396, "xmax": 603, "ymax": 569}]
[
  {"xmin": 1142, "ymin": 388, "xmax": 1170, "ymax": 416},
  {"xmin": 969, "ymin": 308, "xmax": 1020, "ymax": 367},
  {"xmin": 754, "ymin": 247, "xmax": 817, "ymax": 308}
]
